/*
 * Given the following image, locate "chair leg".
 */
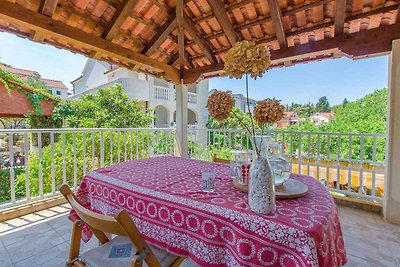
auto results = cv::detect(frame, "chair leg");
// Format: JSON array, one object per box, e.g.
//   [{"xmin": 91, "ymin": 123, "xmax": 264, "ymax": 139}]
[
  {"xmin": 67, "ymin": 220, "xmax": 83, "ymax": 267},
  {"xmin": 169, "ymin": 256, "xmax": 186, "ymax": 267}
]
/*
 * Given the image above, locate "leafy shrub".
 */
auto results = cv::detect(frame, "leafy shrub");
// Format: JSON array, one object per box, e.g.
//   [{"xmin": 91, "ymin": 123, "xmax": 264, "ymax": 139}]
[{"xmin": 15, "ymin": 130, "xmax": 173, "ymax": 198}]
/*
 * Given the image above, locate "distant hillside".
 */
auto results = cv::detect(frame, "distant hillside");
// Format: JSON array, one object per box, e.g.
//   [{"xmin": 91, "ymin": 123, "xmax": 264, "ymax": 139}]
[
  {"xmin": 290, "ymin": 88, "xmax": 387, "ymax": 134},
  {"xmin": 329, "ymin": 88, "xmax": 387, "ymax": 134}
]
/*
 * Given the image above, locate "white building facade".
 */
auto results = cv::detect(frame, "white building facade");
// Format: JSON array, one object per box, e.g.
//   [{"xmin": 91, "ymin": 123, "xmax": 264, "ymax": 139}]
[
  {"xmin": 209, "ymin": 89, "xmax": 257, "ymax": 113},
  {"xmin": 71, "ymin": 59, "xmax": 209, "ymax": 128},
  {"xmin": 310, "ymin": 112, "xmax": 335, "ymax": 126}
]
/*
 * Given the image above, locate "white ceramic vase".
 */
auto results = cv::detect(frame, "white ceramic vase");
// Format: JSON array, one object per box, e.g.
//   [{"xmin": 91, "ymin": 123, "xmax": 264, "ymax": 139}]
[{"xmin": 248, "ymin": 157, "xmax": 276, "ymax": 215}]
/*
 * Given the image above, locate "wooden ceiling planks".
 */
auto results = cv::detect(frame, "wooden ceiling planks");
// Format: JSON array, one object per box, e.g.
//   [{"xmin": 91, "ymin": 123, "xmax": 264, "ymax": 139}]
[{"xmin": 0, "ymin": 0, "xmax": 399, "ymax": 84}]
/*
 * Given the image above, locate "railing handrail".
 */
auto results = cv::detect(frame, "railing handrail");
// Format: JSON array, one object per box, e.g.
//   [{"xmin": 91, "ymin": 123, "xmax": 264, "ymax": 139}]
[
  {"xmin": 188, "ymin": 128, "xmax": 385, "ymax": 137},
  {"xmin": 0, "ymin": 127, "xmax": 176, "ymax": 133}
]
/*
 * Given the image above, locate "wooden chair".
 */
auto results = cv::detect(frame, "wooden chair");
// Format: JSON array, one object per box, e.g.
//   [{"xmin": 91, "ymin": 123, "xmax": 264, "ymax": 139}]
[
  {"xmin": 60, "ymin": 185, "xmax": 186, "ymax": 267},
  {"xmin": 212, "ymin": 154, "xmax": 230, "ymax": 164}
]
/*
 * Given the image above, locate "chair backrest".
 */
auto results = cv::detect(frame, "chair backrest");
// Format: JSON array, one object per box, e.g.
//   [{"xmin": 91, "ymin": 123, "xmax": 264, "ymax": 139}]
[
  {"xmin": 60, "ymin": 184, "xmax": 161, "ymax": 267},
  {"xmin": 213, "ymin": 154, "xmax": 230, "ymax": 164}
]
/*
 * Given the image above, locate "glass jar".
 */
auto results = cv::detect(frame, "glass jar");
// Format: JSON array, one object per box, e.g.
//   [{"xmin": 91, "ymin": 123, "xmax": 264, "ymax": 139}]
[
  {"xmin": 252, "ymin": 135, "xmax": 291, "ymax": 186},
  {"xmin": 268, "ymin": 141, "xmax": 291, "ymax": 186}
]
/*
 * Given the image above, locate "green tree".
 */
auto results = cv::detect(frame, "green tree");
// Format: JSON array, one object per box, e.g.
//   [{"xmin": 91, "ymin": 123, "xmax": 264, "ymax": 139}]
[
  {"xmin": 342, "ymin": 98, "xmax": 349, "ymax": 105},
  {"xmin": 26, "ymin": 75, "xmax": 50, "ymax": 92},
  {"xmin": 316, "ymin": 96, "xmax": 331, "ymax": 112},
  {"xmin": 287, "ymin": 88, "xmax": 387, "ymax": 162},
  {"xmin": 207, "ymin": 107, "xmax": 254, "ymax": 130},
  {"xmin": 55, "ymin": 84, "xmax": 153, "ymax": 128}
]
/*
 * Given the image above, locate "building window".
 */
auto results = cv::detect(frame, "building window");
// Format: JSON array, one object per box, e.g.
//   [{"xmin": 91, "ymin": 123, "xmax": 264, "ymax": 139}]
[
  {"xmin": 56, "ymin": 90, "xmax": 61, "ymax": 95},
  {"xmin": 138, "ymin": 73, "xmax": 147, "ymax": 80}
]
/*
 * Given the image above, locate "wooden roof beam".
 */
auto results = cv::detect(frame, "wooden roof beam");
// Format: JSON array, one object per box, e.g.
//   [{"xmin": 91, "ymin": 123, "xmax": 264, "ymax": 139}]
[
  {"xmin": 267, "ymin": 0, "xmax": 287, "ymax": 48},
  {"xmin": 395, "ymin": 4, "xmax": 400, "ymax": 22},
  {"xmin": 141, "ymin": 15, "xmax": 177, "ymax": 56},
  {"xmin": 183, "ymin": 14, "xmax": 217, "ymax": 64},
  {"xmin": 39, "ymin": 0, "xmax": 59, "ymax": 17},
  {"xmin": 177, "ymin": 0, "xmax": 185, "ymax": 70},
  {"xmin": 0, "ymin": 0, "xmax": 180, "ymax": 83},
  {"xmin": 206, "ymin": 0, "xmax": 238, "ymax": 46},
  {"xmin": 189, "ymin": 4, "xmax": 400, "ymax": 61},
  {"xmin": 334, "ymin": 0, "xmax": 347, "ymax": 35},
  {"xmin": 183, "ymin": 23, "xmax": 400, "ymax": 83},
  {"xmin": 170, "ymin": 51, "xmax": 194, "ymax": 68},
  {"xmin": 102, "ymin": 0, "xmax": 139, "ymax": 41}
]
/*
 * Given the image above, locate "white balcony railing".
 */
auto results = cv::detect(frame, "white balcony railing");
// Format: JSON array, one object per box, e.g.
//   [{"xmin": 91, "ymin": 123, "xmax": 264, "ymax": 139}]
[
  {"xmin": 188, "ymin": 92, "xmax": 197, "ymax": 104},
  {"xmin": 187, "ymin": 128, "xmax": 385, "ymax": 202},
  {"xmin": 0, "ymin": 128, "xmax": 175, "ymax": 209},
  {"xmin": 154, "ymin": 86, "xmax": 170, "ymax": 100},
  {"xmin": 0, "ymin": 127, "xmax": 385, "ymax": 210}
]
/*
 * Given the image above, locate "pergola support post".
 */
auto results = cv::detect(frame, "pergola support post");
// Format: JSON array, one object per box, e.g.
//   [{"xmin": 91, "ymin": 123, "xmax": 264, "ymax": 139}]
[
  {"xmin": 384, "ymin": 38, "xmax": 400, "ymax": 224},
  {"xmin": 175, "ymin": 83, "xmax": 188, "ymax": 157}
]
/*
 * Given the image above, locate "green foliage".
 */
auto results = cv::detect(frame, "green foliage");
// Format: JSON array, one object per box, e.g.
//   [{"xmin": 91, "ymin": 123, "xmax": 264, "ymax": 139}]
[
  {"xmin": 207, "ymin": 107, "xmax": 261, "ymax": 130},
  {"xmin": 0, "ymin": 67, "xmax": 59, "ymax": 116},
  {"xmin": 15, "ymin": 130, "xmax": 172, "ymax": 198},
  {"xmin": 25, "ymin": 76, "xmax": 50, "ymax": 92},
  {"xmin": 56, "ymin": 84, "xmax": 153, "ymax": 128},
  {"xmin": 286, "ymin": 89, "xmax": 387, "ymax": 162},
  {"xmin": 287, "ymin": 102, "xmax": 316, "ymax": 118},
  {"xmin": 315, "ymin": 96, "xmax": 331, "ymax": 112},
  {"xmin": 328, "ymin": 88, "xmax": 387, "ymax": 134},
  {"xmin": 0, "ymin": 168, "xmax": 24, "ymax": 202}
]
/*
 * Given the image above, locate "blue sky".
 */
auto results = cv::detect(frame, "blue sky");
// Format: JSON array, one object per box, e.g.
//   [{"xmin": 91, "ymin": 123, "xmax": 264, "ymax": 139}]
[{"xmin": 0, "ymin": 32, "xmax": 389, "ymax": 105}]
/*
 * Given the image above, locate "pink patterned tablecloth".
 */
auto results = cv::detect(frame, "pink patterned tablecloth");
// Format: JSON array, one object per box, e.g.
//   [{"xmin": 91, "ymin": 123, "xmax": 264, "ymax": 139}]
[{"xmin": 69, "ymin": 156, "xmax": 346, "ymax": 267}]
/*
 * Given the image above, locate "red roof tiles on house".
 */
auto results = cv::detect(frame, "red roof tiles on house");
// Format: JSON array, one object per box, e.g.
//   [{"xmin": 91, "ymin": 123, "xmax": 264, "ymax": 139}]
[
  {"xmin": 0, "ymin": 64, "xmax": 39, "ymax": 78},
  {"xmin": 41, "ymin": 78, "xmax": 68, "ymax": 90},
  {"xmin": 0, "ymin": 64, "xmax": 67, "ymax": 90}
]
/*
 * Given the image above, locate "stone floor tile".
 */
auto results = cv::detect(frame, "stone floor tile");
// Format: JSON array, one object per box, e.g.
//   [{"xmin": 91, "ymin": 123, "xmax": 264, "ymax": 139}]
[
  {"xmin": 48, "ymin": 205, "xmax": 70, "ymax": 214},
  {"xmin": 6, "ymin": 228, "xmax": 65, "ymax": 263},
  {"xmin": 46, "ymin": 214, "xmax": 69, "ymax": 230},
  {"xmin": 0, "ymin": 221, "xmax": 53, "ymax": 247},
  {"xmin": 342, "ymin": 221, "xmax": 399, "ymax": 267},
  {"xmin": 339, "ymin": 206, "xmax": 379, "ymax": 229},
  {"xmin": 13, "ymin": 241, "xmax": 70, "ymax": 267},
  {"xmin": 19, "ymin": 213, "xmax": 45, "ymax": 223},
  {"xmin": 1, "ymin": 203, "xmax": 400, "ymax": 267},
  {"xmin": 2, "ymin": 218, "xmax": 30, "ymax": 229},
  {"xmin": 52, "ymin": 220, "xmax": 72, "ymax": 241},
  {"xmin": 344, "ymin": 254, "xmax": 385, "ymax": 267},
  {"xmin": 0, "ymin": 239, "xmax": 13, "ymax": 267},
  {"xmin": 0, "ymin": 223, "xmax": 13, "ymax": 234},
  {"xmin": 35, "ymin": 209, "xmax": 59, "ymax": 218}
]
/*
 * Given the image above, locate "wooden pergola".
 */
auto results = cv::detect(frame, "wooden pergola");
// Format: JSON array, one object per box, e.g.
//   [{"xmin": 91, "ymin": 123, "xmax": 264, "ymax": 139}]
[{"xmin": 0, "ymin": 0, "xmax": 399, "ymax": 222}]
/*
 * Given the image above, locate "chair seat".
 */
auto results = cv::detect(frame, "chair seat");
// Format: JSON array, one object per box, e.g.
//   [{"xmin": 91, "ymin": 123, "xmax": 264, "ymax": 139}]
[{"xmin": 79, "ymin": 236, "xmax": 178, "ymax": 267}]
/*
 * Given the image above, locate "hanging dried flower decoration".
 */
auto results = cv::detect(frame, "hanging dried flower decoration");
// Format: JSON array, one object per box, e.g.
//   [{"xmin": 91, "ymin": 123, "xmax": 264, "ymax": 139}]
[
  {"xmin": 206, "ymin": 90, "xmax": 235, "ymax": 121},
  {"xmin": 224, "ymin": 41, "xmax": 271, "ymax": 79},
  {"xmin": 254, "ymin": 98, "xmax": 285, "ymax": 127}
]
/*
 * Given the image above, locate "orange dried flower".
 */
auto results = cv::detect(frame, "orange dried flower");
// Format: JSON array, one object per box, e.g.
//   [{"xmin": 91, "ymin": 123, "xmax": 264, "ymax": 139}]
[
  {"xmin": 253, "ymin": 98, "xmax": 285, "ymax": 127},
  {"xmin": 207, "ymin": 90, "xmax": 235, "ymax": 121},
  {"xmin": 224, "ymin": 41, "xmax": 271, "ymax": 79}
]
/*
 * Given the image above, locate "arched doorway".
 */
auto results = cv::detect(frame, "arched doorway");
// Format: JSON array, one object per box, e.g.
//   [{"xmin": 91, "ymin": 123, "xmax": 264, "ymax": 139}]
[
  {"xmin": 173, "ymin": 109, "xmax": 197, "ymax": 126},
  {"xmin": 188, "ymin": 109, "xmax": 197, "ymax": 125},
  {"xmin": 154, "ymin": 105, "xmax": 169, "ymax": 128}
]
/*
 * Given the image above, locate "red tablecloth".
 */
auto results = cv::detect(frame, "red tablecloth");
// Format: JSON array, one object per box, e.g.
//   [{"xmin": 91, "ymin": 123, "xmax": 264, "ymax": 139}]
[{"xmin": 69, "ymin": 156, "xmax": 346, "ymax": 267}]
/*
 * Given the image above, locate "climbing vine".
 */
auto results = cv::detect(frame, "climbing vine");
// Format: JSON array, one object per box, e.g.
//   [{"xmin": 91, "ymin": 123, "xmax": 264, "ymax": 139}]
[{"xmin": 0, "ymin": 67, "xmax": 59, "ymax": 116}]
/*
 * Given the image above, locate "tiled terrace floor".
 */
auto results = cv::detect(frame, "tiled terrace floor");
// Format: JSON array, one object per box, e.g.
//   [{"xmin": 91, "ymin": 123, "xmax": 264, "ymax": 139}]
[{"xmin": 0, "ymin": 204, "xmax": 399, "ymax": 267}]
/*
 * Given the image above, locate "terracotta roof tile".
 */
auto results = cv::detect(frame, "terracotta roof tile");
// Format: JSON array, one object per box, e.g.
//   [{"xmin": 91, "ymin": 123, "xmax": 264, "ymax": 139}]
[
  {"xmin": 41, "ymin": 78, "xmax": 68, "ymax": 90},
  {"xmin": 0, "ymin": 64, "xmax": 39, "ymax": 77},
  {"xmin": 0, "ymin": 0, "xmax": 399, "ymax": 83},
  {"xmin": 0, "ymin": 64, "xmax": 67, "ymax": 90}
]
